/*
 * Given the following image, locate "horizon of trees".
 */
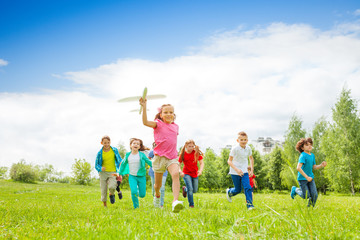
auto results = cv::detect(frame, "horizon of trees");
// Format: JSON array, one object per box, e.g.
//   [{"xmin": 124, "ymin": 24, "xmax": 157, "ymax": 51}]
[{"xmin": 2, "ymin": 88, "xmax": 359, "ymax": 195}]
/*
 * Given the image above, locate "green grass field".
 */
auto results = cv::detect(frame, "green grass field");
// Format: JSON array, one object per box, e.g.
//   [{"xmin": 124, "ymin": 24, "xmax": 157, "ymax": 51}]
[{"xmin": 0, "ymin": 180, "xmax": 359, "ymax": 239}]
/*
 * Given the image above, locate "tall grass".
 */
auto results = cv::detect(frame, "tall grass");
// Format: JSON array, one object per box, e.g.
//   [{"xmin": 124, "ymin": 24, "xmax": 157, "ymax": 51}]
[{"xmin": 0, "ymin": 180, "xmax": 359, "ymax": 239}]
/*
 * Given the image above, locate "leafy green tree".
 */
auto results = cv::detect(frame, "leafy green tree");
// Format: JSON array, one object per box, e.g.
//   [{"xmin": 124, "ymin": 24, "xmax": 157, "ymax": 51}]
[
  {"xmin": 200, "ymin": 148, "xmax": 220, "ymax": 191},
  {"xmin": 268, "ymin": 146, "xmax": 284, "ymax": 190},
  {"xmin": 261, "ymin": 154, "xmax": 272, "ymax": 189},
  {"xmin": 281, "ymin": 114, "xmax": 306, "ymax": 189},
  {"xmin": 216, "ymin": 147, "xmax": 232, "ymax": 189},
  {"xmin": 10, "ymin": 160, "xmax": 37, "ymax": 183},
  {"xmin": 34, "ymin": 164, "xmax": 55, "ymax": 182},
  {"xmin": 310, "ymin": 116, "xmax": 330, "ymax": 194},
  {"xmin": 71, "ymin": 158, "xmax": 92, "ymax": 185},
  {"xmin": 321, "ymin": 88, "xmax": 360, "ymax": 194},
  {"xmin": 117, "ymin": 141, "xmax": 127, "ymax": 159},
  {"xmin": 0, "ymin": 167, "xmax": 8, "ymax": 179}
]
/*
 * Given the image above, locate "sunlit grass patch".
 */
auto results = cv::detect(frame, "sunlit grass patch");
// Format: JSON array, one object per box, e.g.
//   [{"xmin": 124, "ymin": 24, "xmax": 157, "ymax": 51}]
[{"xmin": 0, "ymin": 180, "xmax": 359, "ymax": 239}]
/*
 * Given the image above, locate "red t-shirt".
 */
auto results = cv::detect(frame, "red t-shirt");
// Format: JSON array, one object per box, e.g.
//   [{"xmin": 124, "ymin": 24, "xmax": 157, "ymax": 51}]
[
  {"xmin": 179, "ymin": 151, "xmax": 203, "ymax": 178},
  {"xmin": 249, "ymin": 174, "xmax": 256, "ymax": 188}
]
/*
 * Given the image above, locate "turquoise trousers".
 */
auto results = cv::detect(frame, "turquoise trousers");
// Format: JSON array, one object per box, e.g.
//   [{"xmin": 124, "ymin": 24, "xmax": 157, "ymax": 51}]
[{"xmin": 129, "ymin": 175, "xmax": 147, "ymax": 208}]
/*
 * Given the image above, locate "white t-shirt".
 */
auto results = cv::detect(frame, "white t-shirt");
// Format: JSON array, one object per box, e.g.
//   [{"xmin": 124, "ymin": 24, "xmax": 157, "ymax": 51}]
[
  {"xmin": 128, "ymin": 153, "xmax": 140, "ymax": 176},
  {"xmin": 229, "ymin": 145, "xmax": 252, "ymax": 175}
]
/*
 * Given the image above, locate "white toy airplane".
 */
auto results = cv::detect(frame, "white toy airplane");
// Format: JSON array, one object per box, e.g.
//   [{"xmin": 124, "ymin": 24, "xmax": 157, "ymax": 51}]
[{"xmin": 118, "ymin": 87, "xmax": 166, "ymax": 114}]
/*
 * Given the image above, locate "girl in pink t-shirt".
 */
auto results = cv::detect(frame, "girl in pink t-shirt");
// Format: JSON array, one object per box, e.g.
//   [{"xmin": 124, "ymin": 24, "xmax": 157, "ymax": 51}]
[
  {"xmin": 179, "ymin": 140, "xmax": 204, "ymax": 208},
  {"xmin": 139, "ymin": 98, "xmax": 184, "ymax": 213}
]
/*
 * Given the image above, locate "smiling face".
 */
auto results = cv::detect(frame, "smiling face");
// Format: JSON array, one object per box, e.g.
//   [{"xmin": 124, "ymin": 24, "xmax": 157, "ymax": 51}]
[
  {"xmin": 160, "ymin": 105, "xmax": 175, "ymax": 124},
  {"xmin": 237, "ymin": 136, "xmax": 248, "ymax": 148},
  {"xmin": 130, "ymin": 139, "xmax": 141, "ymax": 151},
  {"xmin": 101, "ymin": 139, "xmax": 111, "ymax": 151}
]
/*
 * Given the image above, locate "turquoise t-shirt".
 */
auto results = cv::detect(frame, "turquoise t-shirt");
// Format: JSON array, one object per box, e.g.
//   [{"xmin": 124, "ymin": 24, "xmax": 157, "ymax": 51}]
[{"xmin": 297, "ymin": 152, "xmax": 316, "ymax": 181}]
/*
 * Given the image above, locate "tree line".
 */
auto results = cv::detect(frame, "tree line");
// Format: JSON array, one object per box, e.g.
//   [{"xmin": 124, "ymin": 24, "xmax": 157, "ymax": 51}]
[
  {"xmin": 2, "ymin": 88, "xmax": 359, "ymax": 195},
  {"xmin": 195, "ymin": 88, "xmax": 359, "ymax": 195}
]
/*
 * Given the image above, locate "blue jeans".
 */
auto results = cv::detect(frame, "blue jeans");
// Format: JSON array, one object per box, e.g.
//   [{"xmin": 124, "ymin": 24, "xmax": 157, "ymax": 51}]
[
  {"xmin": 229, "ymin": 173, "xmax": 254, "ymax": 208},
  {"xmin": 296, "ymin": 179, "xmax": 318, "ymax": 207},
  {"xmin": 183, "ymin": 174, "xmax": 199, "ymax": 207},
  {"xmin": 150, "ymin": 174, "xmax": 167, "ymax": 207},
  {"xmin": 129, "ymin": 175, "xmax": 147, "ymax": 209}
]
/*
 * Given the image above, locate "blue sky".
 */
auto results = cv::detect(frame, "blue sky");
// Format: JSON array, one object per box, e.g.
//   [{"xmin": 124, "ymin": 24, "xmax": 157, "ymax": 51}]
[
  {"xmin": 1, "ymin": 1, "xmax": 360, "ymax": 173},
  {"xmin": 1, "ymin": 0, "xmax": 359, "ymax": 92}
]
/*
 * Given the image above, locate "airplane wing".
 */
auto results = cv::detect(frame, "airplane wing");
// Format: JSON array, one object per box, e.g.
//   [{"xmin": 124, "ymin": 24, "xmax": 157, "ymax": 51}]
[
  {"xmin": 130, "ymin": 108, "xmax": 149, "ymax": 112},
  {"xmin": 117, "ymin": 96, "xmax": 141, "ymax": 102},
  {"xmin": 117, "ymin": 87, "xmax": 166, "ymax": 114},
  {"xmin": 117, "ymin": 94, "xmax": 166, "ymax": 102},
  {"xmin": 147, "ymin": 94, "xmax": 166, "ymax": 100}
]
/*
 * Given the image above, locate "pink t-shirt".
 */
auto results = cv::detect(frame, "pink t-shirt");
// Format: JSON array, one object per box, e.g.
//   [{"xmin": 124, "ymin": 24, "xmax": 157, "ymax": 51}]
[{"xmin": 153, "ymin": 119, "xmax": 179, "ymax": 160}]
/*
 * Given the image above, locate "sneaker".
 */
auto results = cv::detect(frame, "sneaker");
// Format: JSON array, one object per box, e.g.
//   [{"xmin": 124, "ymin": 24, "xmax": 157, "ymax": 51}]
[
  {"xmin": 172, "ymin": 200, "xmax": 184, "ymax": 213},
  {"xmin": 153, "ymin": 196, "xmax": 161, "ymax": 208},
  {"xmin": 226, "ymin": 188, "xmax": 232, "ymax": 203},
  {"xmin": 189, "ymin": 205, "xmax": 194, "ymax": 208},
  {"xmin": 118, "ymin": 191, "xmax": 123, "ymax": 200},
  {"xmin": 109, "ymin": 194, "xmax": 115, "ymax": 204},
  {"xmin": 248, "ymin": 206, "xmax": 255, "ymax": 210},
  {"xmin": 290, "ymin": 186, "xmax": 296, "ymax": 199},
  {"xmin": 182, "ymin": 186, "xmax": 187, "ymax": 198}
]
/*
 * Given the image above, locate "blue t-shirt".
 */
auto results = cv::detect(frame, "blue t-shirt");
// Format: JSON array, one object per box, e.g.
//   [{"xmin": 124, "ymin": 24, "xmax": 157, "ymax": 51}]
[
  {"xmin": 148, "ymin": 150, "xmax": 168, "ymax": 178},
  {"xmin": 297, "ymin": 152, "xmax": 316, "ymax": 181}
]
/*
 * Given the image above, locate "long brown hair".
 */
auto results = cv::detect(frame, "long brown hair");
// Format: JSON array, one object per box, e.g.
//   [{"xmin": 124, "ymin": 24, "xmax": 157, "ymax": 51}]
[
  {"xmin": 179, "ymin": 139, "xmax": 203, "ymax": 163},
  {"xmin": 130, "ymin": 138, "xmax": 147, "ymax": 151},
  {"xmin": 154, "ymin": 104, "xmax": 176, "ymax": 121}
]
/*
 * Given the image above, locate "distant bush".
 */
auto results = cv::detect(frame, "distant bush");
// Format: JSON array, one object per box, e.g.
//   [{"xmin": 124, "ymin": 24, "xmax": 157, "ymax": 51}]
[
  {"xmin": 34, "ymin": 164, "xmax": 55, "ymax": 182},
  {"xmin": 71, "ymin": 158, "xmax": 92, "ymax": 185},
  {"xmin": 0, "ymin": 166, "xmax": 8, "ymax": 179},
  {"xmin": 57, "ymin": 175, "xmax": 71, "ymax": 183},
  {"xmin": 10, "ymin": 160, "xmax": 37, "ymax": 183}
]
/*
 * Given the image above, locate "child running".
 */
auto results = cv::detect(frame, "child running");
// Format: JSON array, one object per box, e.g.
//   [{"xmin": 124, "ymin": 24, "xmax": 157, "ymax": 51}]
[
  {"xmin": 139, "ymin": 98, "xmax": 184, "ymax": 213},
  {"xmin": 248, "ymin": 166, "xmax": 257, "ymax": 201},
  {"xmin": 119, "ymin": 138, "xmax": 152, "ymax": 209},
  {"xmin": 179, "ymin": 139, "xmax": 204, "ymax": 208},
  {"xmin": 226, "ymin": 131, "xmax": 255, "ymax": 210},
  {"xmin": 95, "ymin": 135, "xmax": 123, "ymax": 207},
  {"xmin": 290, "ymin": 138, "xmax": 327, "ymax": 207},
  {"xmin": 148, "ymin": 143, "xmax": 168, "ymax": 208}
]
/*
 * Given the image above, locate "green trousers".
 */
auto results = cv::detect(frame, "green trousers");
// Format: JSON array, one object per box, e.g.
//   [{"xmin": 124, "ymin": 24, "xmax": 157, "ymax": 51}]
[{"xmin": 129, "ymin": 175, "xmax": 147, "ymax": 208}]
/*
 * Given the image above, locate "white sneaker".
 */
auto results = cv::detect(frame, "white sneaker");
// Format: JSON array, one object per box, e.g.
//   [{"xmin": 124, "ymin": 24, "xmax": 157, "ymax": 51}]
[
  {"xmin": 172, "ymin": 200, "xmax": 184, "ymax": 213},
  {"xmin": 226, "ymin": 188, "xmax": 232, "ymax": 202},
  {"xmin": 153, "ymin": 196, "xmax": 161, "ymax": 208},
  {"xmin": 248, "ymin": 207, "xmax": 255, "ymax": 210}
]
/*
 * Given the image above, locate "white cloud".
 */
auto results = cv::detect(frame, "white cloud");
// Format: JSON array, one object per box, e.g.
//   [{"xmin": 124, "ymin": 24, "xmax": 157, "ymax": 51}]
[
  {"xmin": 0, "ymin": 59, "xmax": 8, "ymax": 66},
  {"xmin": 1, "ymin": 22, "xmax": 360, "ymax": 174},
  {"xmin": 354, "ymin": 9, "xmax": 360, "ymax": 16}
]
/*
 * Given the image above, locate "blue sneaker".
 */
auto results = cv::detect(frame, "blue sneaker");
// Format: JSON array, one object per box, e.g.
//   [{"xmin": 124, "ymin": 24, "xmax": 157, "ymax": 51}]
[
  {"xmin": 110, "ymin": 194, "xmax": 115, "ymax": 204},
  {"xmin": 290, "ymin": 186, "xmax": 296, "ymax": 199}
]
